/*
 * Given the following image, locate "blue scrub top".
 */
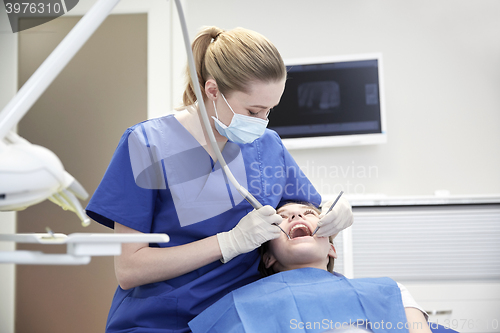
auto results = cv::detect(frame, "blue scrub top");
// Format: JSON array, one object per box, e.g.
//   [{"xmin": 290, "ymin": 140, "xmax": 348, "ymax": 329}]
[{"xmin": 86, "ymin": 115, "xmax": 321, "ymax": 332}]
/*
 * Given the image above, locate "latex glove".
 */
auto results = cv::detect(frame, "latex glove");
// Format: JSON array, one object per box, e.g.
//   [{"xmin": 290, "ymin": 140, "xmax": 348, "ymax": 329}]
[
  {"xmin": 315, "ymin": 196, "xmax": 353, "ymax": 238},
  {"xmin": 217, "ymin": 205, "xmax": 282, "ymax": 263}
]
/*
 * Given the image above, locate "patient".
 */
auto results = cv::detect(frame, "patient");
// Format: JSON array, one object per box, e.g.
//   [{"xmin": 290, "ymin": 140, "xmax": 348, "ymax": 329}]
[{"xmin": 189, "ymin": 202, "xmax": 433, "ymax": 333}]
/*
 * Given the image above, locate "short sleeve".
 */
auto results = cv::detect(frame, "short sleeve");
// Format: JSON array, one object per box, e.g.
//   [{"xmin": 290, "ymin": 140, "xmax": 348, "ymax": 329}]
[
  {"xmin": 86, "ymin": 128, "xmax": 157, "ymax": 232},
  {"xmin": 397, "ymin": 282, "xmax": 429, "ymax": 320}
]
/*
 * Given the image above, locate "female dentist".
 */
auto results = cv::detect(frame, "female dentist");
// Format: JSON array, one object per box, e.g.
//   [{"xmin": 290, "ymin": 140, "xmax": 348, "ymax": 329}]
[{"xmin": 86, "ymin": 26, "xmax": 353, "ymax": 332}]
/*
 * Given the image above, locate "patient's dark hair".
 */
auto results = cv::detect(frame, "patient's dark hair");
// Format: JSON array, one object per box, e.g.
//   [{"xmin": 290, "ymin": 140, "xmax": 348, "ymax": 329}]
[{"xmin": 258, "ymin": 201, "xmax": 335, "ymax": 277}]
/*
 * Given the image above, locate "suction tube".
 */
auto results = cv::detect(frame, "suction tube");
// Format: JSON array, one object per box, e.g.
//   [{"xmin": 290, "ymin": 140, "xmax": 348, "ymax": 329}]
[{"xmin": 174, "ymin": 0, "xmax": 263, "ymax": 210}]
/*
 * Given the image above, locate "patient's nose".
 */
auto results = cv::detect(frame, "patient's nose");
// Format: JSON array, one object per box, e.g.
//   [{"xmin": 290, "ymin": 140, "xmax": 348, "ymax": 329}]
[{"xmin": 289, "ymin": 213, "xmax": 303, "ymax": 222}]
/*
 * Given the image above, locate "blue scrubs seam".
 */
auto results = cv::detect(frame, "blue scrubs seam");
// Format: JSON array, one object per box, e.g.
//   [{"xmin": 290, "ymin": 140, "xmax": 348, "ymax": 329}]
[
  {"xmin": 140, "ymin": 123, "xmax": 150, "ymax": 147},
  {"xmin": 225, "ymin": 183, "xmax": 236, "ymax": 207},
  {"xmin": 220, "ymin": 165, "xmax": 236, "ymax": 208},
  {"xmin": 161, "ymin": 159, "xmax": 169, "ymax": 190}
]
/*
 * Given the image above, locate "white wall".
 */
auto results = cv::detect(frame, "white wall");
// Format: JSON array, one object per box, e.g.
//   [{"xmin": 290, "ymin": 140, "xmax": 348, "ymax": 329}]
[
  {"xmin": 68, "ymin": 0, "xmax": 172, "ymax": 119},
  {"xmin": 185, "ymin": 0, "xmax": 500, "ymax": 198},
  {"xmin": 0, "ymin": 4, "xmax": 17, "ymax": 332}
]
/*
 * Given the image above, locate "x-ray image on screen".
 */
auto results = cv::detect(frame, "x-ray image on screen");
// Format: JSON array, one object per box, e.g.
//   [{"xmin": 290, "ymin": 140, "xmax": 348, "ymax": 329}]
[
  {"xmin": 297, "ymin": 81, "xmax": 340, "ymax": 114},
  {"xmin": 268, "ymin": 54, "xmax": 386, "ymax": 148}
]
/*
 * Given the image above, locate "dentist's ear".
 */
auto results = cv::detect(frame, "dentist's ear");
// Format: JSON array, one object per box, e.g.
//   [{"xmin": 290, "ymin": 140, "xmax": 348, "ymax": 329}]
[
  {"xmin": 328, "ymin": 244, "xmax": 338, "ymax": 259},
  {"xmin": 204, "ymin": 79, "xmax": 219, "ymax": 102},
  {"xmin": 263, "ymin": 251, "xmax": 277, "ymax": 269}
]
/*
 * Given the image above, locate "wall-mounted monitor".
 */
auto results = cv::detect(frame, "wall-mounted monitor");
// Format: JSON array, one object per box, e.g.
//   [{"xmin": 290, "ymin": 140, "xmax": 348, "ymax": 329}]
[{"xmin": 269, "ymin": 53, "xmax": 387, "ymax": 149}]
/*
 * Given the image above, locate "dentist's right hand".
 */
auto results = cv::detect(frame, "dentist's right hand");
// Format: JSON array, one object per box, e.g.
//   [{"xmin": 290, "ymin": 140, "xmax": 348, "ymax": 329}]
[{"xmin": 217, "ymin": 205, "xmax": 282, "ymax": 263}]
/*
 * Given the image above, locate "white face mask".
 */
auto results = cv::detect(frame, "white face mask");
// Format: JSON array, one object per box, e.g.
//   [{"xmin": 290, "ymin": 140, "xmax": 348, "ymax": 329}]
[{"xmin": 212, "ymin": 94, "xmax": 269, "ymax": 144}]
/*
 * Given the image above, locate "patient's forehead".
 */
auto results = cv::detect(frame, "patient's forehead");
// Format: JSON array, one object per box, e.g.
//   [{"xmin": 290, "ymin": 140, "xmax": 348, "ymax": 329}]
[{"xmin": 277, "ymin": 203, "xmax": 319, "ymax": 215}]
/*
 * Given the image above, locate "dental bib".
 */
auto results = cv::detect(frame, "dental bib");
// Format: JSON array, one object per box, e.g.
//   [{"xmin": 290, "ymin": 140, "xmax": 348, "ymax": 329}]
[{"xmin": 189, "ymin": 268, "xmax": 409, "ymax": 333}]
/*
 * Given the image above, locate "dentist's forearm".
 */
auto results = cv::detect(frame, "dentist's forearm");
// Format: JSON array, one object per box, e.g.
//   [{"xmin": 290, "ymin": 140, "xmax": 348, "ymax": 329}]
[{"xmin": 114, "ymin": 222, "xmax": 222, "ymax": 290}]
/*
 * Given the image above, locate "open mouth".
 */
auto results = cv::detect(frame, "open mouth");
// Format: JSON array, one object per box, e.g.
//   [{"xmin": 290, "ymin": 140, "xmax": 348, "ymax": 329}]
[{"xmin": 288, "ymin": 224, "xmax": 312, "ymax": 239}]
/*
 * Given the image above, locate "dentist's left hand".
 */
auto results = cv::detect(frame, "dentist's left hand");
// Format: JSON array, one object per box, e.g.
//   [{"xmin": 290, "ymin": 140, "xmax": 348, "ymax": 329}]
[
  {"xmin": 315, "ymin": 196, "xmax": 353, "ymax": 238},
  {"xmin": 217, "ymin": 205, "xmax": 282, "ymax": 263}
]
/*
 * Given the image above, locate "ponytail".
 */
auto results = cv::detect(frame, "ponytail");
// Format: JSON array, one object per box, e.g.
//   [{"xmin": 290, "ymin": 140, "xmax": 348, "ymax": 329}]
[{"xmin": 182, "ymin": 26, "xmax": 224, "ymax": 107}]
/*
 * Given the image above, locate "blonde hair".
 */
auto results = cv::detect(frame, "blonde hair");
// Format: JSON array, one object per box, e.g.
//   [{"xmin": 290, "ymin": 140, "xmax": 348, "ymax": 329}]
[{"xmin": 181, "ymin": 26, "xmax": 286, "ymax": 107}]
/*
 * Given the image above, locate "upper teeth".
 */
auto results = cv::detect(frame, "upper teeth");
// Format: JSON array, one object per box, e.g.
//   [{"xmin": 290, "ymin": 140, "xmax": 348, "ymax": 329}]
[{"xmin": 289, "ymin": 224, "xmax": 311, "ymax": 238}]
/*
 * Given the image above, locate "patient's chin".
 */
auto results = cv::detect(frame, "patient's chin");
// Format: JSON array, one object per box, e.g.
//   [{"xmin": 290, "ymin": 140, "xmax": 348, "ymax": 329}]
[
  {"xmin": 285, "ymin": 245, "xmax": 327, "ymax": 262},
  {"xmin": 284, "ymin": 240, "xmax": 331, "ymax": 263}
]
